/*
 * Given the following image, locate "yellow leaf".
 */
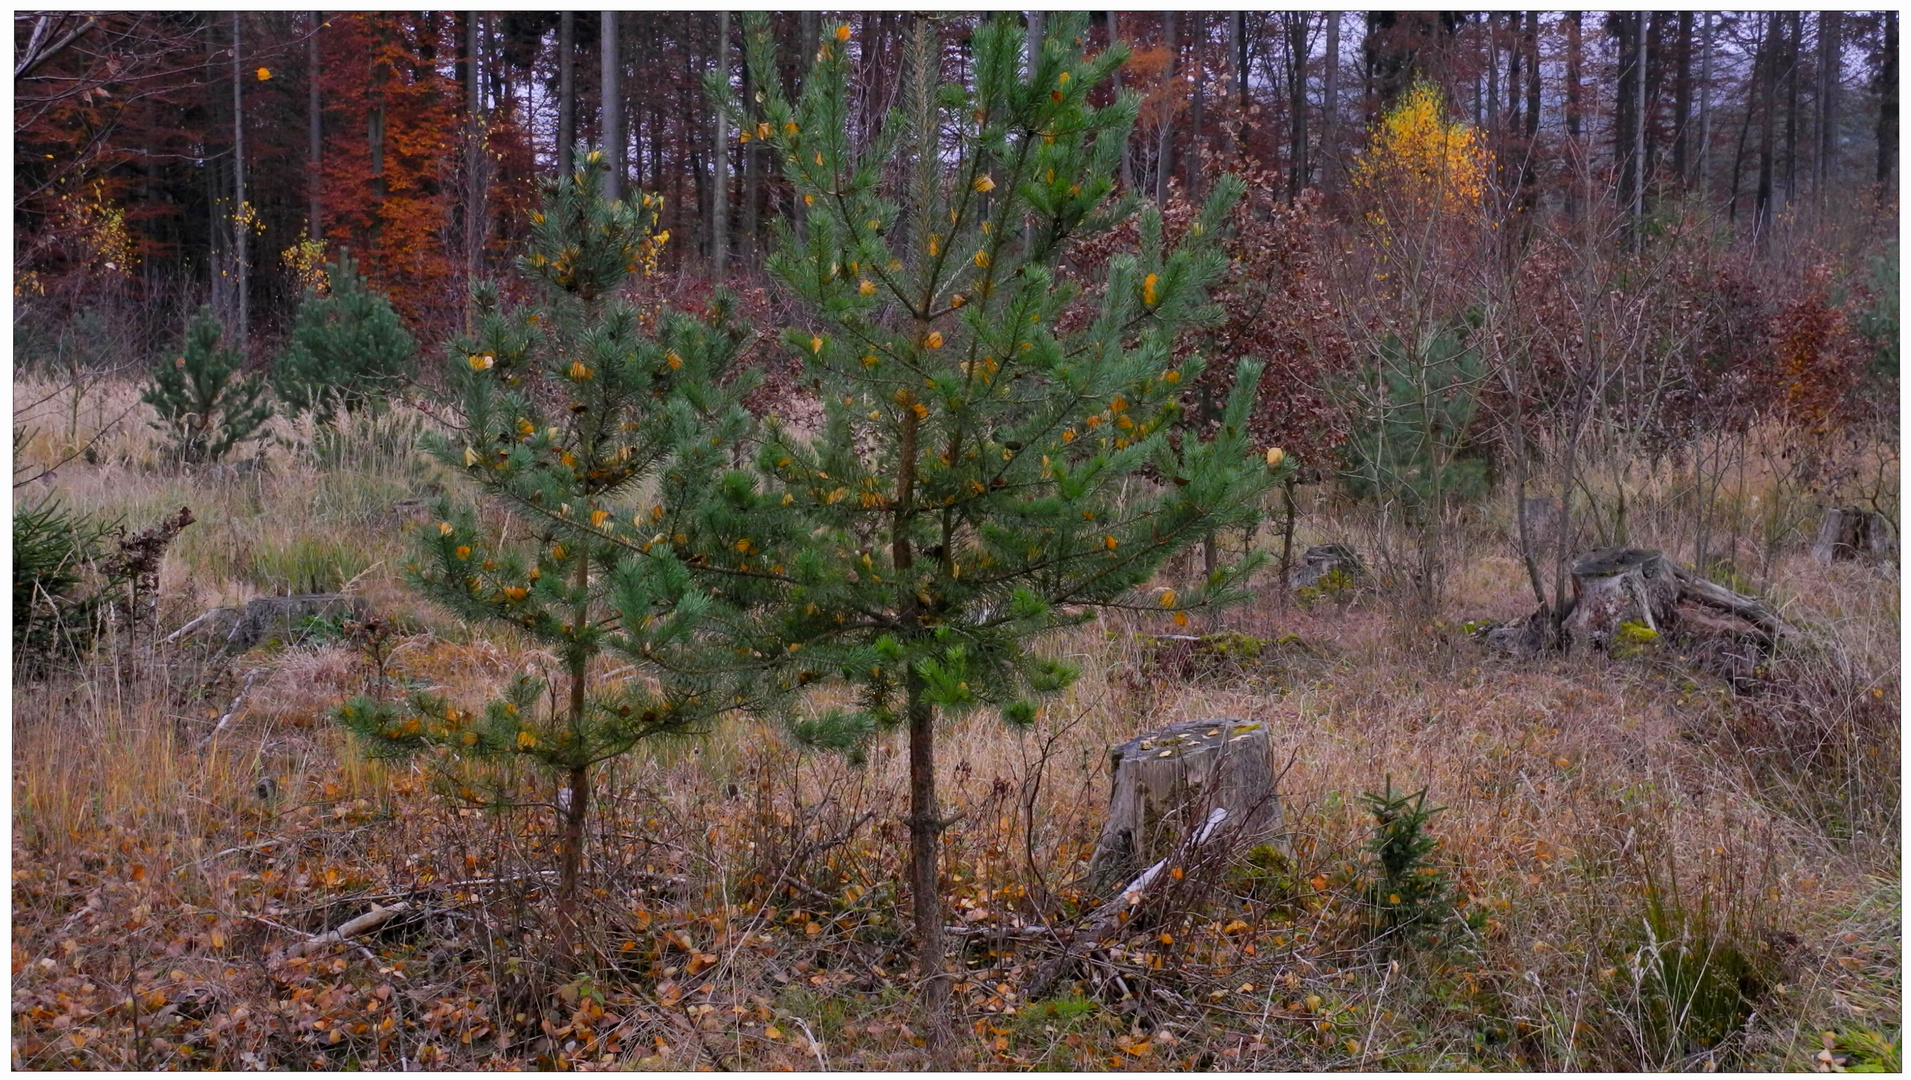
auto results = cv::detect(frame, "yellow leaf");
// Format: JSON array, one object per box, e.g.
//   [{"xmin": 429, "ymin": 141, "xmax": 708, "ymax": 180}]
[
  {"xmin": 974, "ymin": 249, "xmax": 990, "ymax": 269},
  {"xmin": 666, "ymin": 351, "xmax": 684, "ymax": 370},
  {"xmin": 255, "ymin": 67, "xmax": 272, "ymax": 81},
  {"xmin": 591, "ymin": 509, "xmax": 610, "ymax": 528},
  {"xmin": 569, "ymin": 360, "xmax": 591, "ymax": 380},
  {"xmin": 1265, "ymin": 446, "xmax": 1286, "ymax": 468},
  {"xmin": 1143, "ymin": 273, "xmax": 1159, "ymax": 306},
  {"xmin": 1173, "ymin": 611, "xmax": 1188, "ymax": 626},
  {"xmin": 973, "ymin": 174, "xmax": 996, "ymax": 193},
  {"xmin": 834, "ymin": 23, "xmax": 851, "ymax": 41},
  {"xmin": 810, "ymin": 335, "xmax": 824, "ymax": 354},
  {"xmin": 923, "ymin": 331, "xmax": 944, "ymax": 350},
  {"xmin": 438, "ymin": 521, "xmax": 455, "ymax": 536},
  {"xmin": 1158, "ymin": 589, "xmax": 1177, "ymax": 608},
  {"xmin": 467, "ymin": 353, "xmax": 493, "ymax": 371},
  {"xmin": 859, "ymin": 279, "xmax": 876, "ymax": 296},
  {"xmin": 1104, "ymin": 535, "xmax": 1118, "ymax": 550},
  {"xmin": 516, "ymin": 731, "xmax": 538, "ymax": 749}
]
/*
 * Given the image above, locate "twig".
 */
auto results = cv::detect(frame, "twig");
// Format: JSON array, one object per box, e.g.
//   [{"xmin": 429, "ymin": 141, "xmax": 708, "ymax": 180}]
[
  {"xmin": 273, "ymin": 901, "xmax": 413, "ymax": 963},
  {"xmin": 193, "ymin": 669, "xmax": 259, "ymax": 751}
]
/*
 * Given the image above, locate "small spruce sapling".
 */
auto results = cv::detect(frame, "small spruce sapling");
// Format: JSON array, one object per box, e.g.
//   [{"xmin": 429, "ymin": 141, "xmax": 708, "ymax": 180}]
[
  {"xmin": 717, "ymin": 12, "xmax": 1289, "ymax": 1038},
  {"xmin": 333, "ymin": 155, "xmax": 755, "ymax": 929},
  {"xmin": 274, "ymin": 249, "xmax": 417, "ymax": 426},
  {"xmin": 142, "ymin": 306, "xmax": 273, "ymax": 465}
]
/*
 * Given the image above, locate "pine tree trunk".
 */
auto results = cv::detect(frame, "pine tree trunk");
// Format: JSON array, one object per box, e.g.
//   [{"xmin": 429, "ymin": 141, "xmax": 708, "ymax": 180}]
[
  {"xmin": 1879, "ymin": 12, "xmax": 1898, "ymax": 191},
  {"xmin": 1286, "ymin": 13, "xmax": 1307, "ymax": 199},
  {"xmin": 556, "ymin": 547, "xmax": 595, "ymax": 956},
  {"xmin": 1155, "ymin": 11, "xmax": 1176, "ymax": 205},
  {"xmin": 231, "ymin": 13, "xmax": 248, "ymax": 351},
  {"xmin": 1322, "ymin": 11, "xmax": 1339, "ymax": 192},
  {"xmin": 1699, "ymin": 12, "xmax": 1712, "ymax": 192},
  {"xmin": 1756, "ymin": 13, "xmax": 1778, "ymax": 235},
  {"xmin": 1187, "ymin": 12, "xmax": 1204, "ymax": 200},
  {"xmin": 601, "ymin": 11, "xmax": 621, "ymax": 201},
  {"xmin": 1111, "ymin": 11, "xmax": 1132, "ymax": 192},
  {"xmin": 1816, "ymin": 12, "xmax": 1839, "ymax": 202},
  {"xmin": 1674, "ymin": 11, "xmax": 1692, "ymax": 186},
  {"xmin": 1565, "ymin": 11, "xmax": 1581, "ymax": 219},
  {"xmin": 557, "ymin": 11, "xmax": 575, "ymax": 177},
  {"xmin": 464, "ymin": 11, "xmax": 485, "ymax": 296},
  {"xmin": 742, "ymin": 46, "xmax": 758, "ymax": 263},
  {"xmin": 1785, "ymin": 11, "xmax": 1801, "ymax": 206},
  {"xmin": 712, "ymin": 12, "xmax": 729, "ymax": 279},
  {"xmin": 308, "ymin": 12, "xmax": 321, "ymax": 239},
  {"xmin": 905, "ymin": 680, "xmax": 949, "ymax": 1057}
]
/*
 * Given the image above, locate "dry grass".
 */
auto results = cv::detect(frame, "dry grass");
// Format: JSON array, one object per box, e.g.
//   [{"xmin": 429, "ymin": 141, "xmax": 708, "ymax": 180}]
[{"xmin": 12, "ymin": 375, "xmax": 1900, "ymax": 1070}]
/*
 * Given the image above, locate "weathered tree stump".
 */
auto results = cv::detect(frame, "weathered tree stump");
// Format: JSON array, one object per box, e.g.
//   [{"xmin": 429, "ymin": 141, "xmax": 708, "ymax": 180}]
[
  {"xmin": 1810, "ymin": 506, "xmax": 1895, "ymax": 563},
  {"xmin": 1086, "ymin": 718, "xmax": 1287, "ymax": 892},
  {"xmin": 165, "ymin": 593, "xmax": 369, "ymax": 656},
  {"xmin": 1289, "ymin": 543, "xmax": 1363, "ymax": 590},
  {"xmin": 1561, "ymin": 547, "xmax": 1682, "ymax": 654}
]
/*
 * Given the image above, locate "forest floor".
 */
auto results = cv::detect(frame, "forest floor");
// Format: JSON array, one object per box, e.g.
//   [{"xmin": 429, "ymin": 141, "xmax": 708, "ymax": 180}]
[{"xmin": 12, "ymin": 380, "xmax": 1902, "ymax": 1071}]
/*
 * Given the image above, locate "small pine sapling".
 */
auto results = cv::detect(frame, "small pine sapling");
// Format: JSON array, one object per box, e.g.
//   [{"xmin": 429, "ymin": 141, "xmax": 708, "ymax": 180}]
[
  {"xmin": 1359, "ymin": 777, "xmax": 1454, "ymax": 946},
  {"xmin": 142, "ymin": 306, "xmax": 273, "ymax": 465},
  {"xmin": 719, "ymin": 12, "xmax": 1289, "ymax": 1041},
  {"xmin": 274, "ymin": 249, "xmax": 417, "ymax": 426},
  {"xmin": 333, "ymin": 155, "xmax": 755, "ymax": 933}
]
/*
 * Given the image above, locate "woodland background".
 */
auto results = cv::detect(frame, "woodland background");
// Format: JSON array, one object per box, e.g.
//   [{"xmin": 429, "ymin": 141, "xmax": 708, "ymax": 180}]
[{"xmin": 11, "ymin": 10, "xmax": 1903, "ymax": 1073}]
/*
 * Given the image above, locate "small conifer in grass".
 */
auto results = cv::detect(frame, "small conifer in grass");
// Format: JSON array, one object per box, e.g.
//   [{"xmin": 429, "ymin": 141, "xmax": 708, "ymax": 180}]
[
  {"xmin": 273, "ymin": 249, "xmax": 417, "ymax": 427},
  {"xmin": 725, "ymin": 12, "xmax": 1289, "ymax": 1036},
  {"xmin": 142, "ymin": 306, "xmax": 273, "ymax": 465},
  {"xmin": 333, "ymin": 154, "xmax": 755, "ymax": 927}
]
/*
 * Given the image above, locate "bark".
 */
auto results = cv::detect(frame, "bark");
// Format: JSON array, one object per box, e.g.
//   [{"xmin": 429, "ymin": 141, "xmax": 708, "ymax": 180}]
[
  {"xmin": 1027, "ymin": 10, "xmax": 1044, "ymax": 75},
  {"xmin": 1785, "ymin": 11, "xmax": 1801, "ymax": 205},
  {"xmin": 601, "ymin": 10, "xmax": 621, "ymax": 201},
  {"xmin": 1633, "ymin": 12, "xmax": 1648, "ymax": 246},
  {"xmin": 231, "ymin": 13, "xmax": 248, "ymax": 349},
  {"xmin": 307, "ymin": 12, "xmax": 321, "ymax": 239},
  {"xmin": 1880, "ymin": 12, "xmax": 1898, "ymax": 191},
  {"xmin": 1674, "ymin": 11, "xmax": 1692, "ymax": 186},
  {"xmin": 1322, "ymin": 11, "xmax": 1339, "ymax": 192},
  {"xmin": 557, "ymin": 11, "xmax": 575, "ymax": 177},
  {"xmin": 1699, "ymin": 12, "xmax": 1712, "ymax": 190},
  {"xmin": 464, "ymin": 11, "xmax": 485, "ymax": 292},
  {"xmin": 1155, "ymin": 11, "xmax": 1177, "ymax": 206},
  {"xmin": 712, "ymin": 11, "xmax": 729, "ymax": 280},
  {"xmin": 1111, "ymin": 11, "xmax": 1132, "ymax": 192},
  {"xmin": 1756, "ymin": 13, "xmax": 1778, "ymax": 234},
  {"xmin": 905, "ymin": 680, "xmax": 949, "ymax": 1056},
  {"xmin": 1188, "ymin": 12, "xmax": 1204, "ymax": 200},
  {"xmin": 1816, "ymin": 11, "xmax": 1840, "ymax": 201},
  {"xmin": 1286, "ymin": 13, "xmax": 1308, "ymax": 199},
  {"xmin": 794, "ymin": 11, "xmax": 818, "ymax": 241},
  {"xmin": 1565, "ymin": 11, "xmax": 1582, "ymax": 219}
]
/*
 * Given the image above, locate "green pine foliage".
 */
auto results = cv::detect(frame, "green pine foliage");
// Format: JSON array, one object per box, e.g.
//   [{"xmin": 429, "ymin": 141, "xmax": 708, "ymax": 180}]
[
  {"xmin": 13, "ymin": 497, "xmax": 117, "ymax": 672},
  {"xmin": 716, "ymin": 11, "xmax": 1288, "ymax": 1011},
  {"xmin": 332, "ymin": 155, "xmax": 756, "ymax": 912},
  {"xmin": 273, "ymin": 249, "xmax": 417, "ymax": 426},
  {"xmin": 141, "ymin": 306, "xmax": 273, "ymax": 464},
  {"xmin": 1342, "ymin": 324, "xmax": 1489, "ymax": 519},
  {"xmin": 1360, "ymin": 778, "xmax": 1454, "ymax": 944}
]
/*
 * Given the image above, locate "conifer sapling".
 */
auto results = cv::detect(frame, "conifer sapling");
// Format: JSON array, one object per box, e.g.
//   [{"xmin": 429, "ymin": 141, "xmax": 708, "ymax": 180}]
[
  {"xmin": 142, "ymin": 305, "xmax": 273, "ymax": 465},
  {"xmin": 274, "ymin": 249, "xmax": 417, "ymax": 426}
]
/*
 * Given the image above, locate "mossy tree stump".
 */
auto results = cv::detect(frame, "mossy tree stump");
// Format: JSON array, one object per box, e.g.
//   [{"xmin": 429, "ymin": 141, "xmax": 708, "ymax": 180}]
[
  {"xmin": 1086, "ymin": 718, "xmax": 1287, "ymax": 892},
  {"xmin": 1561, "ymin": 547, "xmax": 1681, "ymax": 654}
]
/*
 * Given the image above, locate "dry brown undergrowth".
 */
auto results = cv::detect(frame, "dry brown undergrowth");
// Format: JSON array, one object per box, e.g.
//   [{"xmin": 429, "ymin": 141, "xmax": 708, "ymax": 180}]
[{"xmin": 12, "ymin": 380, "xmax": 1900, "ymax": 1070}]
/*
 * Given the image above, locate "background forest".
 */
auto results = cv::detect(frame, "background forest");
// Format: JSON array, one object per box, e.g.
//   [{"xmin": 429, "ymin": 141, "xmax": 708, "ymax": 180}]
[{"xmin": 12, "ymin": 10, "xmax": 1901, "ymax": 1072}]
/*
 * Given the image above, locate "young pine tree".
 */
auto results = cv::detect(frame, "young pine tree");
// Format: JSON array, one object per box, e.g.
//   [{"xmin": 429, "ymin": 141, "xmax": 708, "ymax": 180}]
[
  {"xmin": 274, "ymin": 249, "xmax": 417, "ymax": 426},
  {"xmin": 333, "ymin": 156, "xmax": 756, "ymax": 932},
  {"xmin": 142, "ymin": 306, "xmax": 273, "ymax": 465},
  {"xmin": 716, "ymin": 13, "xmax": 1288, "ymax": 1035}
]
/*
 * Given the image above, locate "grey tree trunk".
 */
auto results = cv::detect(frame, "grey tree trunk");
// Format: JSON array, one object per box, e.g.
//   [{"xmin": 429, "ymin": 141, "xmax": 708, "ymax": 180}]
[
  {"xmin": 712, "ymin": 11, "xmax": 729, "ymax": 280},
  {"xmin": 1699, "ymin": 11, "xmax": 1712, "ymax": 191},
  {"xmin": 1565, "ymin": 11, "xmax": 1582, "ymax": 218},
  {"xmin": 601, "ymin": 11, "xmax": 621, "ymax": 201},
  {"xmin": 1880, "ymin": 12, "xmax": 1898, "ymax": 191},
  {"xmin": 1674, "ymin": 11, "xmax": 1692, "ymax": 186},
  {"xmin": 1286, "ymin": 13, "xmax": 1308, "ymax": 199},
  {"xmin": 308, "ymin": 12, "xmax": 321, "ymax": 239},
  {"xmin": 1756, "ymin": 13, "xmax": 1778, "ymax": 234},
  {"xmin": 1111, "ymin": 11, "xmax": 1132, "ymax": 192},
  {"xmin": 557, "ymin": 11, "xmax": 574, "ymax": 177},
  {"xmin": 1816, "ymin": 11, "xmax": 1839, "ymax": 202},
  {"xmin": 231, "ymin": 13, "xmax": 248, "ymax": 350},
  {"xmin": 1155, "ymin": 11, "xmax": 1176, "ymax": 205},
  {"xmin": 464, "ymin": 11, "xmax": 486, "ymax": 291},
  {"xmin": 1562, "ymin": 548, "xmax": 1681, "ymax": 655},
  {"xmin": 1322, "ymin": 11, "xmax": 1339, "ymax": 191}
]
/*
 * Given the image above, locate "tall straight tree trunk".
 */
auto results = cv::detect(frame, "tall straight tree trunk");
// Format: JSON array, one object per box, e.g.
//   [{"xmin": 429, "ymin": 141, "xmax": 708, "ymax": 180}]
[
  {"xmin": 1505, "ymin": 10, "xmax": 1522, "ymax": 135},
  {"xmin": 1756, "ymin": 13, "xmax": 1778, "ymax": 235},
  {"xmin": 1673, "ymin": 11, "xmax": 1692, "ymax": 186},
  {"xmin": 601, "ymin": 11, "xmax": 621, "ymax": 201},
  {"xmin": 1516, "ymin": 10, "xmax": 1539, "ymax": 218},
  {"xmin": 1699, "ymin": 11, "xmax": 1713, "ymax": 194},
  {"xmin": 557, "ymin": 11, "xmax": 575, "ymax": 177},
  {"xmin": 308, "ymin": 12, "xmax": 321, "ymax": 240},
  {"xmin": 1816, "ymin": 11, "xmax": 1840, "ymax": 202},
  {"xmin": 232, "ymin": 12, "xmax": 247, "ymax": 350},
  {"xmin": 1187, "ymin": 12, "xmax": 1203, "ymax": 199},
  {"xmin": 1486, "ymin": 12, "xmax": 1499, "ymax": 143},
  {"xmin": 1286, "ymin": 13, "xmax": 1308, "ymax": 199},
  {"xmin": 742, "ymin": 39, "xmax": 758, "ymax": 263},
  {"xmin": 1322, "ymin": 11, "xmax": 1339, "ymax": 192},
  {"xmin": 1784, "ymin": 11, "xmax": 1801, "ymax": 206},
  {"xmin": 1565, "ymin": 11, "xmax": 1582, "ymax": 219},
  {"xmin": 794, "ymin": 11, "xmax": 818, "ymax": 240},
  {"xmin": 1880, "ymin": 11, "xmax": 1898, "ymax": 191},
  {"xmin": 1634, "ymin": 11, "xmax": 1647, "ymax": 247},
  {"xmin": 464, "ymin": 11, "xmax": 486, "ymax": 291},
  {"xmin": 1027, "ymin": 10, "xmax": 1044, "ymax": 74},
  {"xmin": 1155, "ymin": 11, "xmax": 1176, "ymax": 205},
  {"xmin": 712, "ymin": 11, "xmax": 729, "ymax": 280}
]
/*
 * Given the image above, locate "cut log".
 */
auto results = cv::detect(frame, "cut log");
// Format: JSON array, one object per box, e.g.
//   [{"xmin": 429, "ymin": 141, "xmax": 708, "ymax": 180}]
[
  {"xmin": 165, "ymin": 593, "xmax": 369, "ymax": 656},
  {"xmin": 1562, "ymin": 547, "xmax": 1682, "ymax": 654},
  {"xmin": 274, "ymin": 901, "xmax": 411, "ymax": 962},
  {"xmin": 1086, "ymin": 718, "xmax": 1287, "ymax": 892},
  {"xmin": 1289, "ymin": 543, "xmax": 1364, "ymax": 590},
  {"xmin": 1811, "ymin": 506, "xmax": 1896, "ymax": 563}
]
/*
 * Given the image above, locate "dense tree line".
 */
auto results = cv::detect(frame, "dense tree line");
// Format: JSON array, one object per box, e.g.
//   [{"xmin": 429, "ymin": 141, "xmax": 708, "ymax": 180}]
[{"xmin": 14, "ymin": 11, "xmax": 1900, "ymax": 355}]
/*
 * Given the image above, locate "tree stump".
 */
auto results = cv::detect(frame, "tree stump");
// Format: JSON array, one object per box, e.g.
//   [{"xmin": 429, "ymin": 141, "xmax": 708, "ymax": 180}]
[
  {"xmin": 1561, "ymin": 547, "xmax": 1682, "ymax": 654},
  {"xmin": 166, "ymin": 593, "xmax": 369, "ymax": 656},
  {"xmin": 1086, "ymin": 718, "xmax": 1287, "ymax": 892},
  {"xmin": 1810, "ymin": 506, "xmax": 1895, "ymax": 563},
  {"xmin": 1289, "ymin": 543, "xmax": 1363, "ymax": 590},
  {"xmin": 1518, "ymin": 496, "xmax": 1560, "ymax": 552}
]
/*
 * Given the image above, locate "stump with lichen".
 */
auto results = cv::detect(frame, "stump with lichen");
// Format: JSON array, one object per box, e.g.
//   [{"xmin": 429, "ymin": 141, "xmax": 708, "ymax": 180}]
[
  {"xmin": 1561, "ymin": 547, "xmax": 1682, "ymax": 654},
  {"xmin": 1086, "ymin": 718, "xmax": 1287, "ymax": 891}
]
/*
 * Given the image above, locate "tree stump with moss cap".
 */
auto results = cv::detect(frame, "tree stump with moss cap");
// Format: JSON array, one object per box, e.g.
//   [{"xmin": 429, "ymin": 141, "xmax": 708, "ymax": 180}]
[
  {"xmin": 1561, "ymin": 547, "xmax": 1682, "ymax": 655},
  {"xmin": 1086, "ymin": 718, "xmax": 1288, "ymax": 892}
]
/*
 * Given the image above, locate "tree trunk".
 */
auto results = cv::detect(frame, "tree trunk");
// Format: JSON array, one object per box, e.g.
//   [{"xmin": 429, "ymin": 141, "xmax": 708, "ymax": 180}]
[
  {"xmin": 464, "ymin": 11, "xmax": 486, "ymax": 295},
  {"xmin": 1673, "ymin": 11, "xmax": 1692, "ymax": 186},
  {"xmin": 1565, "ymin": 11, "xmax": 1582, "ymax": 219},
  {"xmin": 1811, "ymin": 506, "xmax": 1896, "ymax": 563},
  {"xmin": 1086, "ymin": 718, "xmax": 1287, "ymax": 891},
  {"xmin": 1155, "ymin": 11, "xmax": 1176, "ymax": 205},
  {"xmin": 712, "ymin": 11, "xmax": 729, "ymax": 280},
  {"xmin": 1321, "ymin": 11, "xmax": 1339, "ymax": 192},
  {"xmin": 1880, "ymin": 12, "xmax": 1898, "ymax": 192},
  {"xmin": 231, "ymin": 13, "xmax": 248, "ymax": 351},
  {"xmin": 1699, "ymin": 11, "xmax": 1712, "ymax": 192},
  {"xmin": 1026, "ymin": 9, "xmax": 1044, "ymax": 74},
  {"xmin": 601, "ymin": 10, "xmax": 621, "ymax": 201},
  {"xmin": 1784, "ymin": 11, "xmax": 1801, "ymax": 207},
  {"xmin": 1188, "ymin": 12, "xmax": 1204, "ymax": 200},
  {"xmin": 307, "ymin": 12, "xmax": 321, "ymax": 240},
  {"xmin": 905, "ymin": 680, "xmax": 950, "ymax": 1057},
  {"xmin": 1633, "ymin": 12, "xmax": 1648, "ymax": 248},
  {"xmin": 1756, "ymin": 12, "xmax": 1778, "ymax": 235},
  {"xmin": 1111, "ymin": 11, "xmax": 1132, "ymax": 192},
  {"xmin": 741, "ymin": 41, "xmax": 758, "ymax": 263},
  {"xmin": 557, "ymin": 11, "xmax": 575, "ymax": 177},
  {"xmin": 1286, "ymin": 13, "xmax": 1308, "ymax": 199},
  {"xmin": 1816, "ymin": 11, "xmax": 1840, "ymax": 203}
]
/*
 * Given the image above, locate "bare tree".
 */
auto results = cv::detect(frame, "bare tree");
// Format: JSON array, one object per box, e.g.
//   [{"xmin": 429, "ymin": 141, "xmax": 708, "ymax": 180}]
[{"xmin": 601, "ymin": 10, "xmax": 620, "ymax": 201}]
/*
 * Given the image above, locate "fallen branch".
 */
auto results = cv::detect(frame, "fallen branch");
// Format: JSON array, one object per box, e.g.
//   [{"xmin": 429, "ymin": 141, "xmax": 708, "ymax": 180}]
[
  {"xmin": 273, "ymin": 901, "xmax": 412, "ymax": 963},
  {"xmin": 192, "ymin": 670, "xmax": 259, "ymax": 751}
]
